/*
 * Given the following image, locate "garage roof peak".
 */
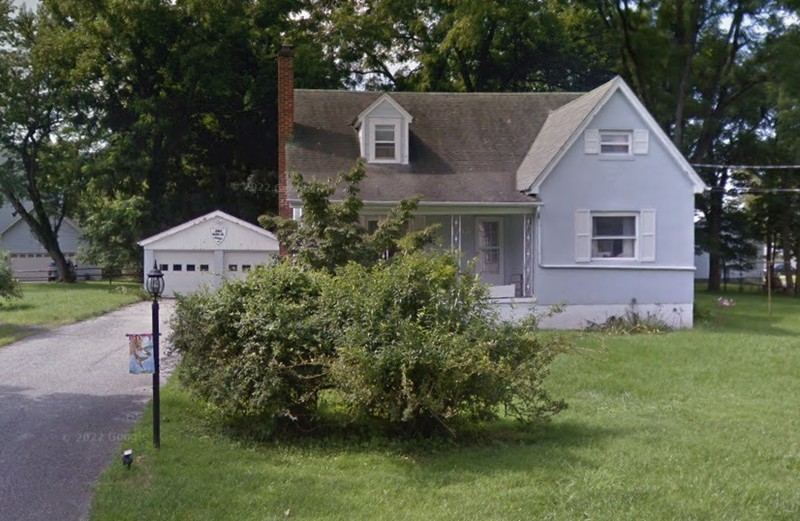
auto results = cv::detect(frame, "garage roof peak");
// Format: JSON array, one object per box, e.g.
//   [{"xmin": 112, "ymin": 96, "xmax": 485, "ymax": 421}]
[{"xmin": 138, "ymin": 210, "xmax": 277, "ymax": 247}]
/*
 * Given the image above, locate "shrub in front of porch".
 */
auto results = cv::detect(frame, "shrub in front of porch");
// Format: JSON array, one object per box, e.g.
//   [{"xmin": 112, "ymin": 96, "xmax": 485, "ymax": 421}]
[
  {"xmin": 171, "ymin": 250, "xmax": 569, "ymax": 438},
  {"xmin": 324, "ymin": 250, "xmax": 568, "ymax": 437}
]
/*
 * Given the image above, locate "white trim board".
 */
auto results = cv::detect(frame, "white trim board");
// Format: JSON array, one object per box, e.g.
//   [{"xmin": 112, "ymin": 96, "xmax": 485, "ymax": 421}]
[{"xmin": 138, "ymin": 210, "xmax": 276, "ymax": 247}]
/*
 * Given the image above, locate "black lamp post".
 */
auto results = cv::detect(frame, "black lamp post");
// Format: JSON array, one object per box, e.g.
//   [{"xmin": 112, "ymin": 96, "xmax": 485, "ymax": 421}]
[{"xmin": 145, "ymin": 260, "xmax": 165, "ymax": 449}]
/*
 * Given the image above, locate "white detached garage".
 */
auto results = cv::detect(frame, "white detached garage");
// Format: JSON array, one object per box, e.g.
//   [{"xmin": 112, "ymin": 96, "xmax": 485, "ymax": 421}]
[{"xmin": 138, "ymin": 210, "xmax": 279, "ymax": 297}]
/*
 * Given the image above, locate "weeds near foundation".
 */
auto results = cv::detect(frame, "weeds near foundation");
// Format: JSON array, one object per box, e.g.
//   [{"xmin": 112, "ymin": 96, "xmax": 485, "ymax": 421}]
[{"xmin": 584, "ymin": 299, "xmax": 672, "ymax": 334}]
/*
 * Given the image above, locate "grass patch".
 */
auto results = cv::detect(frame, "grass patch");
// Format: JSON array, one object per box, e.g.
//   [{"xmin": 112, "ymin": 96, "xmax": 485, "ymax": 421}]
[
  {"xmin": 0, "ymin": 281, "xmax": 145, "ymax": 347},
  {"xmin": 90, "ymin": 290, "xmax": 800, "ymax": 520}
]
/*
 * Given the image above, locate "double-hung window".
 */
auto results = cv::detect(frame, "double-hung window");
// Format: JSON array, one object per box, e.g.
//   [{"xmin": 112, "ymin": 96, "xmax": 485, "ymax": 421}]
[
  {"xmin": 599, "ymin": 131, "xmax": 632, "ymax": 155},
  {"xmin": 592, "ymin": 215, "xmax": 636, "ymax": 258},
  {"xmin": 575, "ymin": 209, "xmax": 656, "ymax": 262},
  {"xmin": 370, "ymin": 119, "xmax": 400, "ymax": 162},
  {"xmin": 585, "ymin": 129, "xmax": 649, "ymax": 155}
]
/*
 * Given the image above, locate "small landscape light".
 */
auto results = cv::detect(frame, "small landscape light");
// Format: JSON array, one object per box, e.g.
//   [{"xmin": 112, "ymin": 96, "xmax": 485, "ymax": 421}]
[{"xmin": 122, "ymin": 449, "xmax": 133, "ymax": 469}]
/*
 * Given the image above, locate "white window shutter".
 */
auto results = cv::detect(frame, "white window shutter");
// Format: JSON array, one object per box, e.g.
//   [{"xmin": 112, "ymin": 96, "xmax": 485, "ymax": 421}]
[
  {"xmin": 575, "ymin": 209, "xmax": 591, "ymax": 262},
  {"xmin": 584, "ymin": 129, "xmax": 599, "ymax": 154},
  {"xmin": 640, "ymin": 209, "xmax": 656, "ymax": 262},
  {"xmin": 633, "ymin": 129, "xmax": 649, "ymax": 155}
]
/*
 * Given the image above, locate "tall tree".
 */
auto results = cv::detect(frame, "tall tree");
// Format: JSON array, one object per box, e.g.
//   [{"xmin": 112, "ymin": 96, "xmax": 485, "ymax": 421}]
[
  {"xmin": 593, "ymin": 0, "xmax": 786, "ymax": 291},
  {"xmin": 0, "ymin": 1, "xmax": 87, "ymax": 282},
  {"xmin": 41, "ymin": 0, "xmax": 346, "ymax": 246},
  {"xmin": 315, "ymin": 0, "xmax": 614, "ymax": 92}
]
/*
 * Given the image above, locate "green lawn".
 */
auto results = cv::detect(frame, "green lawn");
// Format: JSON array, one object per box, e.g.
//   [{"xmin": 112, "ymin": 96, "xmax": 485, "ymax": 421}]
[
  {"xmin": 90, "ymin": 290, "xmax": 800, "ymax": 521},
  {"xmin": 0, "ymin": 281, "xmax": 145, "ymax": 346}
]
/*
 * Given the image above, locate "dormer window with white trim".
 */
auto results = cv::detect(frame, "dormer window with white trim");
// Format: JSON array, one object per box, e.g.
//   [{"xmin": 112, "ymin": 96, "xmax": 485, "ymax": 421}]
[
  {"xmin": 371, "ymin": 119, "xmax": 400, "ymax": 162},
  {"xmin": 355, "ymin": 94, "xmax": 413, "ymax": 165}
]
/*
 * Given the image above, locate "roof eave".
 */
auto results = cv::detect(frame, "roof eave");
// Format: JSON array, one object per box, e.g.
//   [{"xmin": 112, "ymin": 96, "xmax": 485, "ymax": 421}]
[{"xmin": 138, "ymin": 210, "xmax": 277, "ymax": 247}]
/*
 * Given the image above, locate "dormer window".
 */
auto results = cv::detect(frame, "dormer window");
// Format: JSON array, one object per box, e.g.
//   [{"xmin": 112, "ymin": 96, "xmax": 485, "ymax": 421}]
[
  {"xmin": 371, "ymin": 120, "xmax": 400, "ymax": 162},
  {"xmin": 356, "ymin": 94, "xmax": 413, "ymax": 165}
]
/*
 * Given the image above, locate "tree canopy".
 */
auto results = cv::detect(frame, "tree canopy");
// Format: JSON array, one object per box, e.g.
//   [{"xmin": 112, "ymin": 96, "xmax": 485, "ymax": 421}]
[{"xmin": 1, "ymin": 0, "xmax": 798, "ymax": 289}]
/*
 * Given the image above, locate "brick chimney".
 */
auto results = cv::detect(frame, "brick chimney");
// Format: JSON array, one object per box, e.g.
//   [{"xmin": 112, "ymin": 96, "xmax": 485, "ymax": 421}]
[{"xmin": 277, "ymin": 45, "xmax": 294, "ymax": 220}]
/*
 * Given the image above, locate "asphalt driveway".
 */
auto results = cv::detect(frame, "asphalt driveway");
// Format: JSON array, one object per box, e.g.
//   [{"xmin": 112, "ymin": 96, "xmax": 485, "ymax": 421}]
[{"xmin": 0, "ymin": 300, "xmax": 177, "ymax": 521}]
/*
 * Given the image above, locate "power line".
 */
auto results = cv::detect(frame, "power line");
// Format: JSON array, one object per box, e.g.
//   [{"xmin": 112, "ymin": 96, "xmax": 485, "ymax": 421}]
[
  {"xmin": 715, "ymin": 188, "xmax": 800, "ymax": 193},
  {"xmin": 692, "ymin": 164, "xmax": 800, "ymax": 170}
]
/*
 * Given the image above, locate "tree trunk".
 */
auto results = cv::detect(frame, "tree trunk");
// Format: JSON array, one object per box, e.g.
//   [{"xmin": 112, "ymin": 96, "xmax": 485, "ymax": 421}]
[
  {"xmin": 706, "ymin": 186, "xmax": 724, "ymax": 292},
  {"xmin": 27, "ymin": 213, "xmax": 76, "ymax": 283},
  {"xmin": 793, "ymin": 237, "xmax": 800, "ymax": 295},
  {"xmin": 781, "ymin": 217, "xmax": 793, "ymax": 293}
]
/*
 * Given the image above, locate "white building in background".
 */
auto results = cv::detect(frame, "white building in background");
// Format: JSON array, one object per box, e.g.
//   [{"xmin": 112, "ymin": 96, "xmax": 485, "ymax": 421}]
[
  {"xmin": 138, "ymin": 210, "xmax": 279, "ymax": 297},
  {"xmin": 694, "ymin": 249, "xmax": 765, "ymax": 283}
]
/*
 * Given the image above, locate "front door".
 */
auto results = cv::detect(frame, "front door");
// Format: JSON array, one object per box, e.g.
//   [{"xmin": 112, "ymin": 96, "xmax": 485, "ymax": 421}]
[{"xmin": 475, "ymin": 217, "xmax": 503, "ymax": 286}]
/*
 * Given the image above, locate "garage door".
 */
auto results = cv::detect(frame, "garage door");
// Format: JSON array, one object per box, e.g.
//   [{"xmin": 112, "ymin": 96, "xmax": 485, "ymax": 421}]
[
  {"xmin": 155, "ymin": 251, "xmax": 217, "ymax": 296},
  {"xmin": 223, "ymin": 251, "xmax": 274, "ymax": 282},
  {"xmin": 9, "ymin": 254, "xmax": 52, "ymax": 281}
]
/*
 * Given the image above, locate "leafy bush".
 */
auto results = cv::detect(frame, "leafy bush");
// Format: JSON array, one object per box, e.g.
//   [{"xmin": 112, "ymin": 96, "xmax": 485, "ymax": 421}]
[
  {"xmin": 324, "ymin": 251, "xmax": 567, "ymax": 436},
  {"xmin": 170, "ymin": 263, "xmax": 332, "ymax": 431},
  {"xmin": 172, "ymin": 251, "xmax": 569, "ymax": 437},
  {"xmin": 259, "ymin": 160, "xmax": 438, "ymax": 272},
  {"xmin": 0, "ymin": 249, "xmax": 22, "ymax": 301}
]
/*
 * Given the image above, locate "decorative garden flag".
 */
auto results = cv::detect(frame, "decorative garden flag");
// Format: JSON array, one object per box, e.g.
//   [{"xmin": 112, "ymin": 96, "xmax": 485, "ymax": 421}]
[{"xmin": 128, "ymin": 334, "xmax": 155, "ymax": 374}]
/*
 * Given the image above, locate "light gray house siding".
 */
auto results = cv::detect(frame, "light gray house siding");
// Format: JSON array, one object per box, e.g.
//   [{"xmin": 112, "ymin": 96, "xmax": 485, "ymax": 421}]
[
  {"xmin": 0, "ymin": 205, "xmax": 98, "ymax": 281},
  {"xmin": 7, "ymin": 220, "xmax": 87, "ymax": 282},
  {"xmin": 2, "ymin": 219, "xmax": 83, "ymax": 254},
  {"xmin": 533, "ymin": 91, "xmax": 696, "ymax": 326}
]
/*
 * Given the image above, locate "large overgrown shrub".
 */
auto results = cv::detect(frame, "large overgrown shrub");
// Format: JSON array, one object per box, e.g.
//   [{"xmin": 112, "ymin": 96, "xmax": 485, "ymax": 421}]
[
  {"xmin": 170, "ymin": 263, "xmax": 331, "ymax": 430},
  {"xmin": 323, "ymin": 251, "xmax": 567, "ymax": 436}
]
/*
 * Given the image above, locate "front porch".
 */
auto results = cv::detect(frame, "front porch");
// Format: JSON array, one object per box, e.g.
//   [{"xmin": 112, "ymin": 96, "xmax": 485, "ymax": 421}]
[{"xmin": 362, "ymin": 204, "xmax": 538, "ymax": 299}]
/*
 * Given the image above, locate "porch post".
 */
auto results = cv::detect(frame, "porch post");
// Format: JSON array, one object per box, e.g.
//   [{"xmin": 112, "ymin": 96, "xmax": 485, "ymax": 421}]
[
  {"xmin": 450, "ymin": 214, "xmax": 462, "ymax": 264},
  {"xmin": 523, "ymin": 212, "xmax": 534, "ymax": 297}
]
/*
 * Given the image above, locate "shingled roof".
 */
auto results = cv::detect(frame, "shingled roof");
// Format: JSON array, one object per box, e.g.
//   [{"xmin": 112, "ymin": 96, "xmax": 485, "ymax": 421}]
[
  {"xmin": 286, "ymin": 90, "xmax": 582, "ymax": 205},
  {"xmin": 516, "ymin": 78, "xmax": 617, "ymax": 192}
]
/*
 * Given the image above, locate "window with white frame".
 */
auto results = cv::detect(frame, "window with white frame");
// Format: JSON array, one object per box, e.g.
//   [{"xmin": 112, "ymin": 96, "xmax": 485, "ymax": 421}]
[
  {"xmin": 369, "ymin": 119, "xmax": 400, "ymax": 162},
  {"xmin": 477, "ymin": 218, "xmax": 501, "ymax": 274},
  {"xmin": 592, "ymin": 214, "xmax": 636, "ymax": 258},
  {"xmin": 575, "ymin": 209, "xmax": 656, "ymax": 262},
  {"xmin": 599, "ymin": 131, "xmax": 632, "ymax": 155},
  {"xmin": 585, "ymin": 129, "xmax": 649, "ymax": 155}
]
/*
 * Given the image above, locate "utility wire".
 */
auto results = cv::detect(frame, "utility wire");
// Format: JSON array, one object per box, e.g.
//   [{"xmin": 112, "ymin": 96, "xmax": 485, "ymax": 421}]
[
  {"xmin": 691, "ymin": 164, "xmax": 800, "ymax": 194},
  {"xmin": 712, "ymin": 188, "xmax": 800, "ymax": 193},
  {"xmin": 692, "ymin": 164, "xmax": 800, "ymax": 169}
]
